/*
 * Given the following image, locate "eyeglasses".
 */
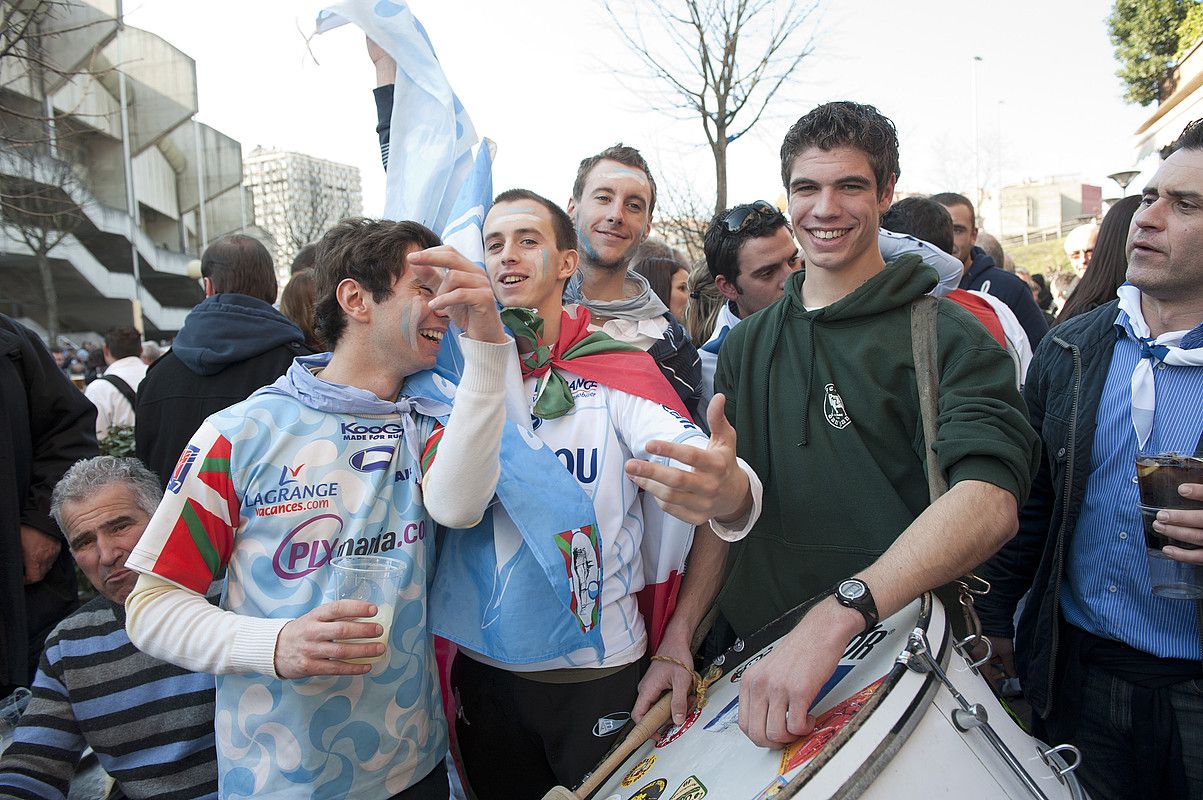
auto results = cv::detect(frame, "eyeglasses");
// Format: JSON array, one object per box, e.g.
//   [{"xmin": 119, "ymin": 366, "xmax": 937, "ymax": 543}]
[{"xmin": 722, "ymin": 200, "xmax": 781, "ymax": 233}]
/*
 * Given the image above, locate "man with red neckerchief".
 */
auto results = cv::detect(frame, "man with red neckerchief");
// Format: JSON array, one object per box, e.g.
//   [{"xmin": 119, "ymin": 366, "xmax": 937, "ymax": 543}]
[{"xmin": 436, "ymin": 188, "xmax": 761, "ymax": 799}]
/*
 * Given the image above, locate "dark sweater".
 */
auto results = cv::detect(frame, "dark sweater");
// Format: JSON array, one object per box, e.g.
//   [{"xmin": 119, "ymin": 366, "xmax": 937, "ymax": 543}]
[
  {"xmin": 714, "ymin": 256, "xmax": 1039, "ymax": 636},
  {"xmin": 0, "ymin": 596, "xmax": 217, "ymax": 799}
]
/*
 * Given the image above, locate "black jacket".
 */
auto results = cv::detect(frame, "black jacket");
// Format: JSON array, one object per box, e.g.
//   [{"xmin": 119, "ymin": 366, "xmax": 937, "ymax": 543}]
[
  {"xmin": 0, "ymin": 315, "xmax": 97, "ymax": 687},
  {"xmin": 976, "ymin": 301, "xmax": 1121, "ymax": 718},
  {"xmin": 959, "ymin": 246, "xmax": 1049, "ymax": 351},
  {"xmin": 136, "ymin": 294, "xmax": 313, "ymax": 488}
]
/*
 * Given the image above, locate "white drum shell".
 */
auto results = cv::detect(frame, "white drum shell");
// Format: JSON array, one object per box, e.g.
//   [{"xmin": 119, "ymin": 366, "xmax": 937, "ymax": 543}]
[{"xmin": 586, "ymin": 595, "xmax": 1085, "ymax": 800}]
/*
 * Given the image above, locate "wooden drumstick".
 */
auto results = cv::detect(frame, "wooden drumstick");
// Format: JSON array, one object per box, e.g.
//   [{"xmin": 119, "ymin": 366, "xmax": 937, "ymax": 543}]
[{"xmin": 540, "ymin": 692, "xmax": 674, "ymax": 800}]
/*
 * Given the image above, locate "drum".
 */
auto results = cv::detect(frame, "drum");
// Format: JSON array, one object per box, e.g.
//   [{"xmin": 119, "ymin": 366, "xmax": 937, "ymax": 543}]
[{"xmin": 584, "ymin": 593, "xmax": 1087, "ymax": 800}]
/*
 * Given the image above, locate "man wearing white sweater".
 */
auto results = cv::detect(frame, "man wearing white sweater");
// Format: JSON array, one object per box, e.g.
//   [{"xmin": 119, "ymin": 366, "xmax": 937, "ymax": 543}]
[{"xmin": 123, "ymin": 218, "xmax": 513, "ymax": 800}]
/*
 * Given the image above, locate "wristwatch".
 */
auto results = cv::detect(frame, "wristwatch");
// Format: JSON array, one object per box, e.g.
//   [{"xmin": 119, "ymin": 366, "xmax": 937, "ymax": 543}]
[{"xmin": 835, "ymin": 578, "xmax": 879, "ymax": 634}]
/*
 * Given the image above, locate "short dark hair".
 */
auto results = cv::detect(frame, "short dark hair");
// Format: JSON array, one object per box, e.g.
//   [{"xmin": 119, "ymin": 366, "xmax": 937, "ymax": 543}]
[
  {"xmin": 703, "ymin": 201, "xmax": 788, "ymax": 285},
  {"xmin": 572, "ymin": 144, "xmax": 657, "ymax": 217},
  {"xmin": 201, "ymin": 234, "xmax": 277, "ymax": 303},
  {"xmin": 103, "ymin": 326, "xmax": 142, "ymax": 360},
  {"xmin": 780, "ymin": 102, "xmax": 899, "ymax": 198},
  {"xmin": 1168, "ymin": 118, "xmax": 1203, "ymax": 154},
  {"xmin": 491, "ymin": 188, "xmax": 577, "ymax": 251},
  {"xmin": 881, "ymin": 197, "xmax": 955, "ymax": 255},
  {"xmin": 931, "ymin": 192, "xmax": 976, "ymax": 229},
  {"xmin": 291, "ymin": 243, "xmax": 318, "ymax": 274},
  {"xmin": 312, "ymin": 218, "xmax": 441, "ymax": 347}
]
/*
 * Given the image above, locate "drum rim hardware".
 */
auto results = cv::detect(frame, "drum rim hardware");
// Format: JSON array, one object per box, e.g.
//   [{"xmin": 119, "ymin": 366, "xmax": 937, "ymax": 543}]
[{"xmin": 902, "ymin": 627, "xmax": 1083, "ymax": 800}]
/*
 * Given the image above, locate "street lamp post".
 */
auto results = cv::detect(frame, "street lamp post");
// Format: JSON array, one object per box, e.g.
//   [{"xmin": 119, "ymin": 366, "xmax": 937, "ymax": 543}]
[{"xmin": 1108, "ymin": 169, "xmax": 1141, "ymax": 196}]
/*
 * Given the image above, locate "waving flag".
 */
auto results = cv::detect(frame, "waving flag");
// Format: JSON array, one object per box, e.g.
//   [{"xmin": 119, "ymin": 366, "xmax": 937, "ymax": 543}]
[{"xmin": 316, "ymin": 2, "xmax": 607, "ymax": 661}]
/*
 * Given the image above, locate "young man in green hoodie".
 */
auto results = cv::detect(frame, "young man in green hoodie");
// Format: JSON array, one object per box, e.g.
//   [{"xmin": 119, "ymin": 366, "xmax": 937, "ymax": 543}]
[{"xmin": 711, "ymin": 101, "xmax": 1040, "ymax": 749}]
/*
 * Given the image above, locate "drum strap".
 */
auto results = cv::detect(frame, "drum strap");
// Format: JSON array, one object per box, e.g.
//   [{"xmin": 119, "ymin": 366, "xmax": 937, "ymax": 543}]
[
  {"xmin": 910, "ymin": 296, "xmax": 989, "ymax": 643},
  {"xmin": 1195, "ymin": 432, "xmax": 1203, "ymax": 666}
]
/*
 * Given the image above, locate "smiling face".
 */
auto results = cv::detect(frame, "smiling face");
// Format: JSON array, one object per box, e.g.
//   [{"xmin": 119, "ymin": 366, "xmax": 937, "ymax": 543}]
[
  {"xmin": 718, "ymin": 226, "xmax": 801, "ymax": 317},
  {"xmin": 61, "ymin": 483, "xmax": 150, "ymax": 604},
  {"xmin": 484, "ymin": 201, "xmax": 577, "ymax": 320},
  {"xmin": 1127, "ymin": 146, "xmax": 1203, "ymax": 302},
  {"xmin": 941, "ymin": 201, "xmax": 977, "ymax": 270},
  {"xmin": 786, "ymin": 145, "xmax": 892, "ymax": 278},
  {"xmin": 366, "ymin": 246, "xmax": 449, "ymax": 372},
  {"xmin": 567, "ymin": 158, "xmax": 653, "ymax": 270}
]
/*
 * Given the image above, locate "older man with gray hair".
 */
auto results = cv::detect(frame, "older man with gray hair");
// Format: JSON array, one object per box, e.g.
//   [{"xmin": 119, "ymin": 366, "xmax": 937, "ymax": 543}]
[{"xmin": 0, "ymin": 457, "xmax": 217, "ymax": 800}]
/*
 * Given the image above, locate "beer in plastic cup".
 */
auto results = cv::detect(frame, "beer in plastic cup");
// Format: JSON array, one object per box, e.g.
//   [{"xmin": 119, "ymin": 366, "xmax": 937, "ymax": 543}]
[
  {"xmin": 329, "ymin": 555, "xmax": 405, "ymax": 663},
  {"xmin": 1136, "ymin": 453, "xmax": 1203, "ymax": 599}
]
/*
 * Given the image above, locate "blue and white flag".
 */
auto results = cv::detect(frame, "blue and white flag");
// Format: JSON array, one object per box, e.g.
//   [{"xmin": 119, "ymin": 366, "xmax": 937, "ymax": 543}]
[{"xmin": 318, "ymin": 2, "xmax": 606, "ymax": 661}]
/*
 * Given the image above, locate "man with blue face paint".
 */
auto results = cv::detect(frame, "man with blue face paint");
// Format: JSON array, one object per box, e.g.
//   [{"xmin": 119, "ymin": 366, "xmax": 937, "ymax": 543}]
[
  {"xmin": 564, "ymin": 146, "xmax": 706, "ymax": 422},
  {"xmin": 431, "ymin": 188, "xmax": 762, "ymax": 799},
  {"xmin": 124, "ymin": 219, "xmax": 515, "ymax": 800}
]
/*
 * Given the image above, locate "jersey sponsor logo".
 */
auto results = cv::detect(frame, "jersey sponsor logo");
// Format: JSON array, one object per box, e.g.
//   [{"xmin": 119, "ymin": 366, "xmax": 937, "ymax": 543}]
[
  {"xmin": 278, "ymin": 464, "xmax": 304, "ymax": 485},
  {"xmin": 567, "ymin": 377, "xmax": 598, "ymax": 398},
  {"xmin": 167, "ymin": 445, "xmax": 200, "ymax": 494},
  {"xmin": 592, "ymin": 712, "xmax": 630, "ymax": 737},
  {"xmin": 555, "ymin": 525, "xmax": 601, "ymax": 634},
  {"xmin": 272, "ymin": 514, "xmax": 427, "ymax": 579},
  {"xmin": 245, "ymin": 481, "xmax": 339, "ymax": 508},
  {"xmin": 823, "ymin": 383, "xmax": 852, "ymax": 430},
  {"xmin": 340, "ymin": 421, "xmax": 403, "ymax": 441},
  {"xmin": 349, "ymin": 446, "xmax": 394, "ymax": 473},
  {"xmin": 555, "ymin": 447, "xmax": 598, "ymax": 484}
]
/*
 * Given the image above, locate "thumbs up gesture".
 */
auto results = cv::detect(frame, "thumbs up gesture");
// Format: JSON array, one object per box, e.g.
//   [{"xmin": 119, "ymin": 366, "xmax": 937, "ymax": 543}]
[{"xmin": 625, "ymin": 394, "xmax": 753, "ymax": 526}]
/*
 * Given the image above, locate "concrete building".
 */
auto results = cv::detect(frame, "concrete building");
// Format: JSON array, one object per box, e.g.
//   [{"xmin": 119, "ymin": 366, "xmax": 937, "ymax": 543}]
[
  {"xmin": 243, "ymin": 148, "xmax": 362, "ymax": 280},
  {"xmin": 998, "ymin": 177, "xmax": 1101, "ymax": 243},
  {"xmin": 0, "ymin": 0, "xmax": 258, "ymax": 339}
]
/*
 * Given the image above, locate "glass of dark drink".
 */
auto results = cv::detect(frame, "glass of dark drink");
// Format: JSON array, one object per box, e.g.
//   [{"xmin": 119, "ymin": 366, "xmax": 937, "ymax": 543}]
[{"xmin": 1137, "ymin": 453, "xmax": 1203, "ymax": 599}]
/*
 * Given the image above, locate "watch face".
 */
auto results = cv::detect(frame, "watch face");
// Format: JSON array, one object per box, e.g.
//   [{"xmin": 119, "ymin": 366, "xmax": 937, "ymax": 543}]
[{"xmin": 839, "ymin": 580, "xmax": 865, "ymax": 601}]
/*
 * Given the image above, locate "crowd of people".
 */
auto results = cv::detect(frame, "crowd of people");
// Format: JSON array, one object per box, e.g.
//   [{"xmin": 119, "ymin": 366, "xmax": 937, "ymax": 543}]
[{"xmin": 0, "ymin": 70, "xmax": 1199, "ymax": 800}]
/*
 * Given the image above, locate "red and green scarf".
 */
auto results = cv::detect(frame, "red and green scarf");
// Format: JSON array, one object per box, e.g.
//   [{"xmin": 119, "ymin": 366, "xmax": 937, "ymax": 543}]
[{"xmin": 500, "ymin": 306, "xmax": 693, "ymax": 422}]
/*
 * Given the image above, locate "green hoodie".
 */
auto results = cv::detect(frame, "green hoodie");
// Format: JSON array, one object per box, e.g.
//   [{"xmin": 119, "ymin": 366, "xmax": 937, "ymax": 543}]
[{"xmin": 714, "ymin": 254, "xmax": 1039, "ymax": 637}]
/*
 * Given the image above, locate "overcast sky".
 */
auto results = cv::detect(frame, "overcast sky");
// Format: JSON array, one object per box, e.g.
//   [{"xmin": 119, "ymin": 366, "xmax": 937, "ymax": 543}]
[{"xmin": 124, "ymin": 0, "xmax": 1151, "ymax": 232}]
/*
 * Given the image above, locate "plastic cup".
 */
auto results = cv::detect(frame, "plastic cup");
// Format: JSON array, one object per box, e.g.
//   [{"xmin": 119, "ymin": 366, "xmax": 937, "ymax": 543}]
[
  {"xmin": 1136, "ymin": 453, "xmax": 1203, "ymax": 599},
  {"xmin": 329, "ymin": 555, "xmax": 404, "ymax": 663}
]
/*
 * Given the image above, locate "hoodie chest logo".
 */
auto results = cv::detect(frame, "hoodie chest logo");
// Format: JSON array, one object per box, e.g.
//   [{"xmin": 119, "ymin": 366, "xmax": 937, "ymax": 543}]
[{"xmin": 823, "ymin": 383, "xmax": 852, "ymax": 430}]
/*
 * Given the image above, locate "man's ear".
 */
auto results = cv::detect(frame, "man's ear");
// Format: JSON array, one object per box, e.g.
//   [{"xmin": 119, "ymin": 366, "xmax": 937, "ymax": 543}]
[
  {"xmin": 566, "ymin": 197, "xmax": 577, "ymax": 216},
  {"xmin": 336, "ymin": 278, "xmax": 370, "ymax": 323},
  {"xmin": 877, "ymin": 174, "xmax": 897, "ymax": 214},
  {"xmin": 202, "ymin": 277, "xmax": 215, "ymax": 297},
  {"xmin": 558, "ymin": 249, "xmax": 579, "ymax": 282},
  {"xmin": 715, "ymin": 274, "xmax": 740, "ymax": 303}
]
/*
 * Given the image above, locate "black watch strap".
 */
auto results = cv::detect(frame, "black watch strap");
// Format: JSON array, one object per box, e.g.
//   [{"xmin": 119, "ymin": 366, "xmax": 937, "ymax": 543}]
[{"xmin": 835, "ymin": 578, "xmax": 879, "ymax": 634}]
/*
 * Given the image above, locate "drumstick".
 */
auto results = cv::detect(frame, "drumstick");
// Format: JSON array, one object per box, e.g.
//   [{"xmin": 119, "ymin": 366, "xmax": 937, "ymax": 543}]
[{"xmin": 540, "ymin": 692, "xmax": 674, "ymax": 800}]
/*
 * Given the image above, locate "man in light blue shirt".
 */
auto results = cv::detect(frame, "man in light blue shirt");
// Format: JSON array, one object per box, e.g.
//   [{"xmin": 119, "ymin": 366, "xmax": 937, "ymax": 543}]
[{"xmin": 977, "ymin": 118, "xmax": 1203, "ymax": 800}]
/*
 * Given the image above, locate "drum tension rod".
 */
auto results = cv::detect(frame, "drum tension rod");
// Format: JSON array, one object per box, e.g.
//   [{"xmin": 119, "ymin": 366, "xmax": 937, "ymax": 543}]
[{"xmin": 900, "ymin": 629, "xmax": 1055, "ymax": 800}]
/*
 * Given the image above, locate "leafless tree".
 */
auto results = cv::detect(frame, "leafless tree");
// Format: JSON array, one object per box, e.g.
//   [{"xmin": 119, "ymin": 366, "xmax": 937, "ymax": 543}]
[
  {"xmin": 654, "ymin": 177, "xmax": 713, "ymax": 264},
  {"xmin": 603, "ymin": 0, "xmax": 820, "ymax": 217},
  {"xmin": 280, "ymin": 170, "xmax": 356, "ymax": 265},
  {"xmin": 1, "ymin": 0, "xmax": 110, "ymax": 342},
  {"xmin": 0, "ymin": 146, "xmax": 86, "ymax": 344}
]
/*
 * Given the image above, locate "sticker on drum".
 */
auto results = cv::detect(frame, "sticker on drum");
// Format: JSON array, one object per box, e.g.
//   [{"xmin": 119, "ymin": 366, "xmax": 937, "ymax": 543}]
[
  {"xmin": 751, "ymin": 776, "xmax": 787, "ymax": 799},
  {"xmin": 628, "ymin": 778, "xmax": 667, "ymax": 800},
  {"xmin": 667, "ymin": 775, "xmax": 707, "ymax": 799},
  {"xmin": 585, "ymin": 597, "xmax": 925, "ymax": 800},
  {"xmin": 620, "ymin": 753, "xmax": 657, "ymax": 787}
]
